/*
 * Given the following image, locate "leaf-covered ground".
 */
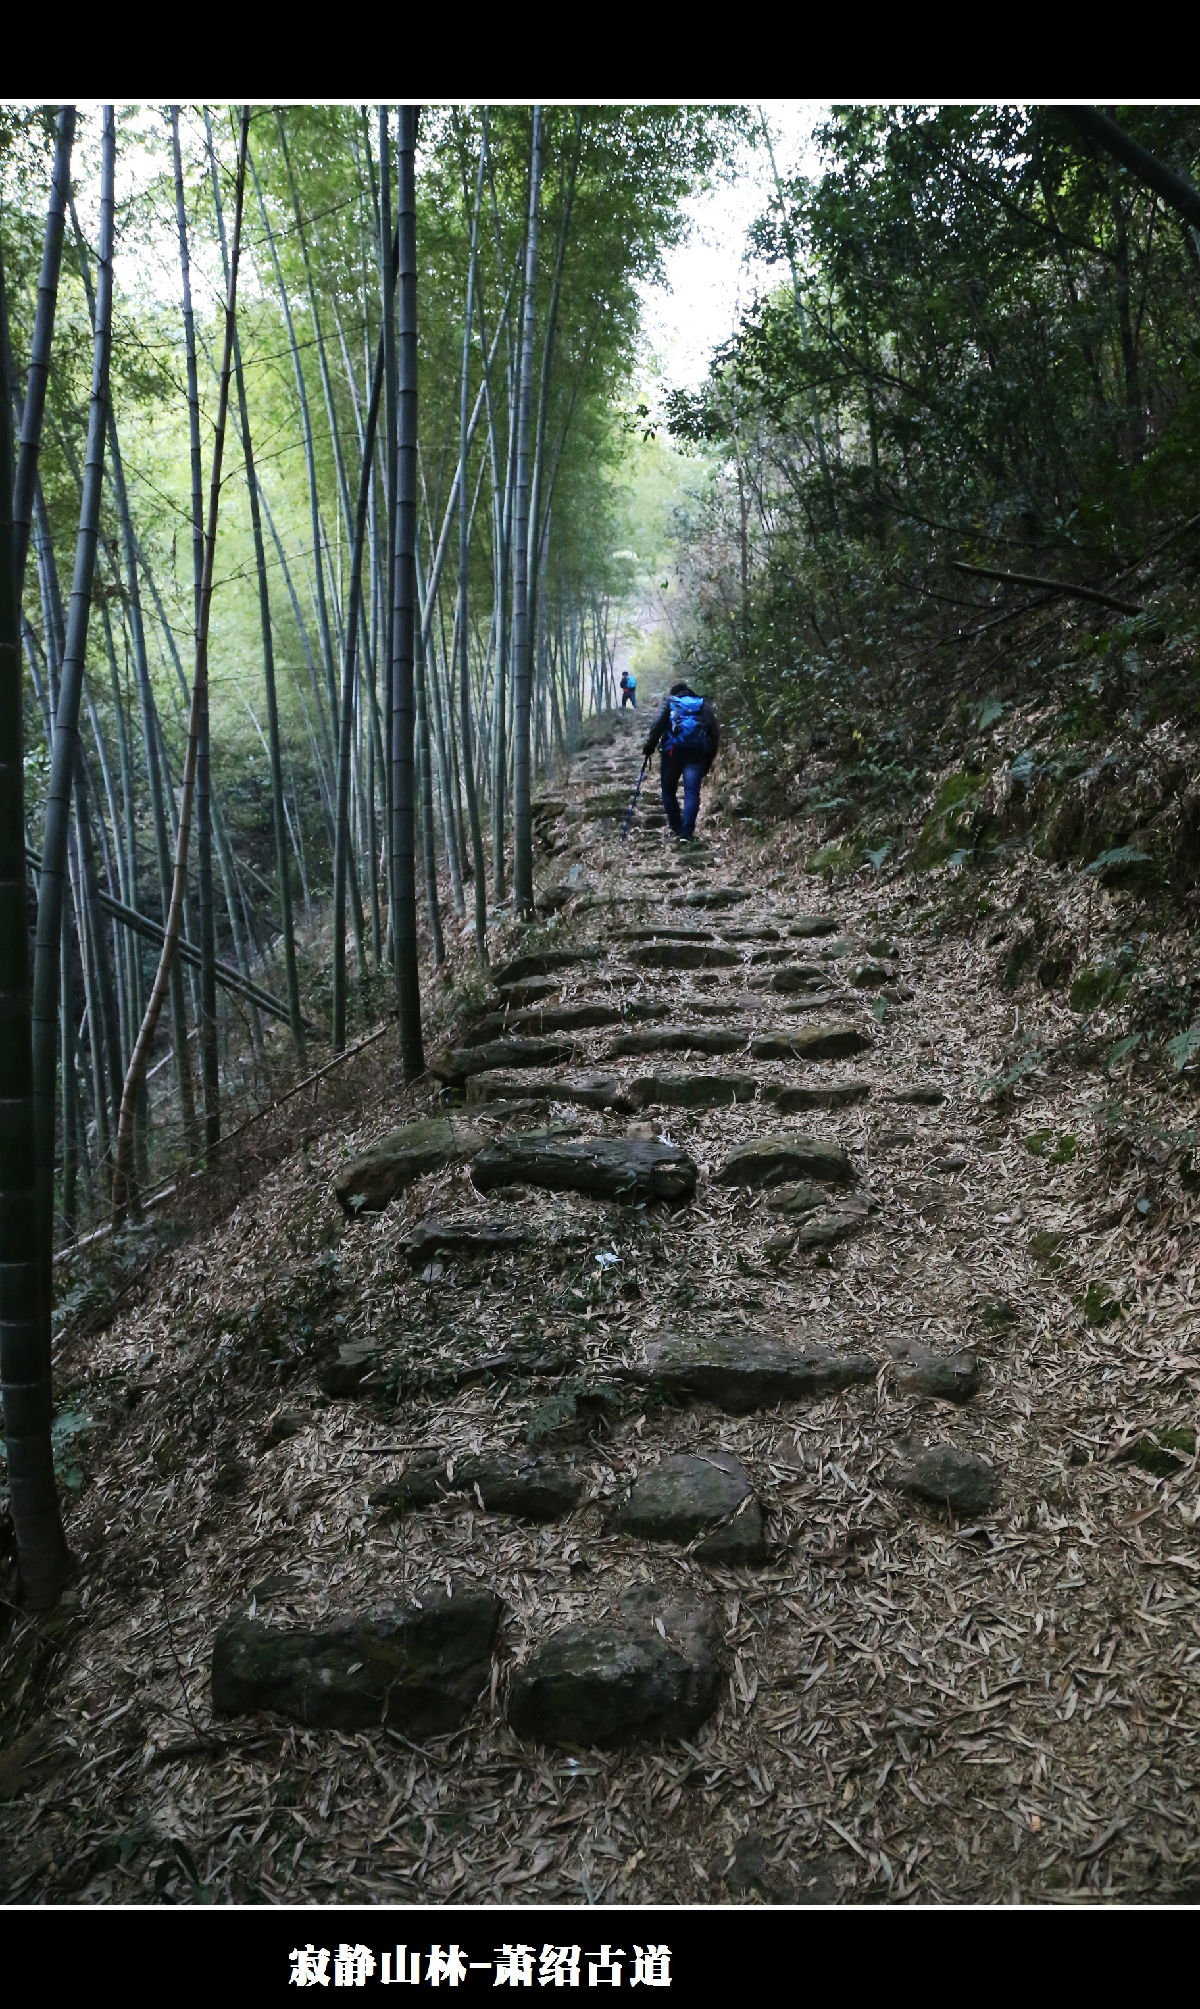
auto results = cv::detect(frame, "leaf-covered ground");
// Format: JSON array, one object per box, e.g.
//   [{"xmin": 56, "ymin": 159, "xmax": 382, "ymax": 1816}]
[{"xmin": 3, "ymin": 707, "xmax": 1200, "ymax": 1907}]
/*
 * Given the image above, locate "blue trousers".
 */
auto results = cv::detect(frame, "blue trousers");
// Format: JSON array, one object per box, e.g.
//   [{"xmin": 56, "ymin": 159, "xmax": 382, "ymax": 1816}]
[{"xmin": 661, "ymin": 753, "xmax": 706, "ymax": 839}]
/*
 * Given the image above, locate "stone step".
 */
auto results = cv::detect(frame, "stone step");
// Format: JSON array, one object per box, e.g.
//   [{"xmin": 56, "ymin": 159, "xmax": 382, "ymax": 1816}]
[
  {"xmin": 750, "ymin": 1023, "xmax": 873, "ymax": 1062},
  {"xmin": 635, "ymin": 1333, "xmax": 877, "ymax": 1412},
  {"xmin": 611, "ymin": 1452, "xmax": 765, "ymax": 1564},
  {"xmin": 504, "ymin": 1003, "xmax": 624, "ymax": 1034},
  {"xmin": 612, "ymin": 925, "xmax": 716, "ymax": 942},
  {"xmin": 609, "ymin": 1026, "xmax": 750, "ymax": 1058},
  {"xmin": 626, "ymin": 1072, "xmax": 758, "ymax": 1111},
  {"xmin": 683, "ymin": 886, "xmax": 750, "ymax": 908},
  {"xmin": 888, "ymin": 1340, "xmax": 981, "ymax": 1402},
  {"xmin": 748, "ymin": 946, "xmax": 796, "ymax": 963},
  {"xmin": 372, "ymin": 1454, "xmax": 585, "ymax": 1521},
  {"xmin": 402, "ymin": 1217, "xmax": 536, "ymax": 1263},
  {"xmin": 888, "ymin": 1444, "xmax": 999, "ymax": 1516},
  {"xmin": 431, "ymin": 1037, "xmax": 576, "ymax": 1085},
  {"xmin": 212, "ymin": 1588, "xmax": 502, "ymax": 1733},
  {"xmin": 629, "ymin": 942, "xmax": 742, "ymax": 971},
  {"xmin": 770, "ymin": 964, "xmax": 831, "ymax": 991},
  {"xmin": 887, "ymin": 1085, "xmax": 945, "ymax": 1105},
  {"xmin": 508, "ymin": 1585, "xmax": 721, "ymax": 1748},
  {"xmin": 724, "ymin": 926, "xmax": 781, "ymax": 942},
  {"xmin": 465, "ymin": 1070, "xmax": 636, "ymax": 1114},
  {"xmin": 334, "ymin": 1118, "xmax": 486, "ymax": 1215},
  {"xmin": 471, "ymin": 1131, "xmax": 698, "ymax": 1203},
  {"xmin": 716, "ymin": 1134, "xmax": 856, "ymax": 1189},
  {"xmin": 786, "ymin": 916, "xmax": 839, "ymax": 938},
  {"xmin": 763, "ymin": 1079, "xmax": 872, "ymax": 1111},
  {"xmin": 494, "ymin": 948, "xmax": 603, "ymax": 986}
]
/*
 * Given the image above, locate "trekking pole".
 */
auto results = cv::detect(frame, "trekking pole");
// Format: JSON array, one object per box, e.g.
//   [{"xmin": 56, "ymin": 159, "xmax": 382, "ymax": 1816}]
[{"xmin": 619, "ymin": 756, "xmax": 650, "ymax": 843}]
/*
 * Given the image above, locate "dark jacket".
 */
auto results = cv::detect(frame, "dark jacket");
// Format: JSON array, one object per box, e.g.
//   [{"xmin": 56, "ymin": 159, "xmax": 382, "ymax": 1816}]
[{"xmin": 643, "ymin": 692, "xmax": 719, "ymax": 766}]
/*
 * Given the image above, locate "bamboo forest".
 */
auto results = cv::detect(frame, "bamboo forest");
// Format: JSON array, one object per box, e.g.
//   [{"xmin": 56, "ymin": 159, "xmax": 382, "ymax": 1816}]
[{"xmin": 3, "ymin": 102, "xmax": 1200, "ymax": 1915}]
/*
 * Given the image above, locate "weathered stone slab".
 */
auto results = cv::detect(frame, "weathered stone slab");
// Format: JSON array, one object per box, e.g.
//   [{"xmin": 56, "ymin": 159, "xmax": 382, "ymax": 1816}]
[
  {"xmin": 508, "ymin": 1584, "xmax": 721, "ymax": 1747},
  {"xmin": 465, "ymin": 1071, "xmax": 636, "ymax": 1114},
  {"xmin": 403, "ymin": 1218, "xmax": 533, "ymax": 1264},
  {"xmin": 504, "ymin": 1003, "xmax": 623, "ymax": 1034},
  {"xmin": 629, "ymin": 942, "xmax": 741, "ymax": 971},
  {"xmin": 771, "ymin": 964, "xmax": 830, "ymax": 992},
  {"xmin": 612, "ymin": 926, "xmax": 715, "ymax": 942},
  {"xmin": 459, "ymin": 1013, "xmax": 508, "ymax": 1047},
  {"xmin": 372, "ymin": 1455, "xmax": 584, "ymax": 1521},
  {"xmin": 431, "ymin": 1038, "xmax": 575, "ymax": 1085},
  {"xmin": 494, "ymin": 949, "xmax": 602, "ymax": 986},
  {"xmin": 763, "ymin": 1181, "xmax": 829, "ymax": 1218},
  {"xmin": 890, "ymin": 1444, "xmax": 1000, "ymax": 1515},
  {"xmin": 637, "ymin": 1333, "xmax": 876, "ymax": 1413},
  {"xmin": 724, "ymin": 927, "xmax": 780, "ymax": 942},
  {"xmin": 683, "ymin": 886, "xmax": 750, "ymax": 908},
  {"xmin": 792, "ymin": 1209, "xmax": 871, "ymax": 1251},
  {"xmin": 889, "ymin": 1342, "xmax": 981, "ymax": 1403},
  {"xmin": 609, "ymin": 1026, "xmax": 748, "ymax": 1058},
  {"xmin": 690, "ymin": 999, "xmax": 746, "ymax": 1017},
  {"xmin": 318, "ymin": 1337, "xmax": 385, "ymax": 1396},
  {"xmin": 625, "ymin": 1072, "xmax": 758, "ymax": 1111},
  {"xmin": 472, "ymin": 1132, "xmax": 697, "ymax": 1203},
  {"xmin": 764, "ymin": 1079, "xmax": 872, "ymax": 1112},
  {"xmin": 716, "ymin": 1134, "xmax": 855, "ymax": 1189},
  {"xmin": 334, "ymin": 1117, "xmax": 486, "ymax": 1214},
  {"xmin": 497, "ymin": 977, "xmax": 561, "ymax": 1010},
  {"xmin": 212, "ymin": 1589, "xmax": 502, "ymax": 1732},
  {"xmin": 625, "ymin": 1000, "xmax": 672, "ymax": 1023},
  {"xmin": 612, "ymin": 1452, "xmax": 765, "ymax": 1565},
  {"xmin": 749, "ymin": 946, "xmax": 796, "ymax": 964},
  {"xmin": 787, "ymin": 916, "xmax": 840, "ymax": 938},
  {"xmin": 887, "ymin": 1086, "xmax": 945, "ymax": 1105},
  {"xmin": 750, "ymin": 1023, "xmax": 873, "ymax": 1063}
]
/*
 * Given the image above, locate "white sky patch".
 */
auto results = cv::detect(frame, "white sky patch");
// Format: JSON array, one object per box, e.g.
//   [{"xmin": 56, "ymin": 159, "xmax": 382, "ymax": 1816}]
[{"xmin": 639, "ymin": 102, "xmax": 829, "ymax": 396}]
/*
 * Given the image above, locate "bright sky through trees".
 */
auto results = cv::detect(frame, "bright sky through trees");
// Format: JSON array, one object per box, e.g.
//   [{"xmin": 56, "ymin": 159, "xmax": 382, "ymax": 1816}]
[{"xmin": 638, "ymin": 101, "xmax": 827, "ymax": 392}]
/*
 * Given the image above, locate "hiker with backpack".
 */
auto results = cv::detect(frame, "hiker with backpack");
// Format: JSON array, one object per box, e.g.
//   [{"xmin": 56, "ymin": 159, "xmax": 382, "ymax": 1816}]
[
  {"xmin": 620, "ymin": 670, "xmax": 637, "ymax": 708},
  {"xmin": 643, "ymin": 681, "xmax": 720, "ymax": 841}
]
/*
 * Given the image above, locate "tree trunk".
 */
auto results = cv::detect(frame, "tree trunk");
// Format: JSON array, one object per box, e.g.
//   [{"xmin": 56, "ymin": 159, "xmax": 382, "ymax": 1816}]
[
  {"xmin": 0, "ymin": 234, "xmax": 72, "ymax": 1605},
  {"xmin": 511, "ymin": 107, "xmax": 543, "ymax": 920},
  {"xmin": 112, "ymin": 109, "xmax": 250, "ymax": 1224},
  {"xmin": 31, "ymin": 107, "xmax": 114, "ymax": 1336},
  {"xmin": 12, "ymin": 105, "xmax": 75, "ymax": 601},
  {"xmin": 391, "ymin": 106, "xmax": 426, "ymax": 1071}
]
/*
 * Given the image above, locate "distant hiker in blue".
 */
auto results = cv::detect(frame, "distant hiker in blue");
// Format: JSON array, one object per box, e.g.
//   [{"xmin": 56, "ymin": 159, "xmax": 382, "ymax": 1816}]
[
  {"xmin": 620, "ymin": 670, "xmax": 637, "ymax": 708},
  {"xmin": 643, "ymin": 681, "xmax": 719, "ymax": 841}
]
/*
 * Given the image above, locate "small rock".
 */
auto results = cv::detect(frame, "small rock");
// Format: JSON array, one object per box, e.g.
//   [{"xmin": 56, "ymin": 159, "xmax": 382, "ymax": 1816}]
[
  {"xmin": 612, "ymin": 1452, "xmax": 766, "ymax": 1564},
  {"xmin": 637, "ymin": 1333, "xmax": 877, "ymax": 1413},
  {"xmin": 887, "ymin": 1086, "xmax": 945, "ymax": 1105},
  {"xmin": 212, "ymin": 1589, "xmax": 503, "ymax": 1732},
  {"xmin": 508, "ymin": 1584, "xmax": 722, "ymax": 1747},
  {"xmin": 430, "ymin": 1038, "xmax": 575, "ymax": 1086},
  {"xmin": 260, "ymin": 1411, "xmax": 306, "ymax": 1450},
  {"xmin": 319, "ymin": 1337, "xmax": 385, "ymax": 1397},
  {"xmin": 750, "ymin": 1024, "xmax": 873, "ymax": 1063},
  {"xmin": 472, "ymin": 1132, "xmax": 697, "ymax": 1203},
  {"xmin": 625, "ymin": 1072, "xmax": 758, "ymax": 1111},
  {"xmin": 526, "ymin": 1383, "xmax": 625, "ymax": 1445},
  {"xmin": 764, "ymin": 1080, "xmax": 871, "ymax": 1112},
  {"xmin": 793, "ymin": 1209, "xmax": 871, "ymax": 1250},
  {"xmin": 890, "ymin": 1444, "xmax": 1000, "ymax": 1516},
  {"xmin": 851, "ymin": 961, "xmax": 893, "ymax": 989},
  {"xmin": 334, "ymin": 1117, "xmax": 486, "ymax": 1215},
  {"xmin": 717, "ymin": 1134, "xmax": 855, "ymax": 1189},
  {"xmin": 889, "ymin": 1341, "xmax": 981, "ymax": 1403}
]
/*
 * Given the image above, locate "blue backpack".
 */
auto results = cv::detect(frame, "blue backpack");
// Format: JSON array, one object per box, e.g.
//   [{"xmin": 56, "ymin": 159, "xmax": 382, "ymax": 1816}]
[{"xmin": 664, "ymin": 694, "xmax": 707, "ymax": 755}]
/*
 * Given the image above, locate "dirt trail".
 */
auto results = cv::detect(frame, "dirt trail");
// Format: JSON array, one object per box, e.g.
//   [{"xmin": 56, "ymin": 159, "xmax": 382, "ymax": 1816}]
[{"xmin": 4, "ymin": 706, "xmax": 1199, "ymax": 1907}]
